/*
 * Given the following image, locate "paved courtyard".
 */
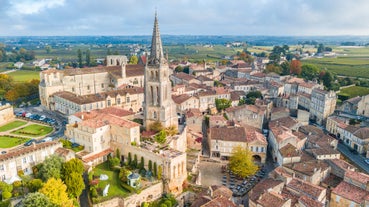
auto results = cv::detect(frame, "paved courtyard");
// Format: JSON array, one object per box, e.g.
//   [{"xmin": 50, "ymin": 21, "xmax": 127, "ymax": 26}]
[{"xmin": 198, "ymin": 160, "xmax": 224, "ymax": 187}]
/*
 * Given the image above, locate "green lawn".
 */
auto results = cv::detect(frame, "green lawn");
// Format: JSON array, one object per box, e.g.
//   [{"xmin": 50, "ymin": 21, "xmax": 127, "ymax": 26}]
[
  {"xmin": 92, "ymin": 162, "xmax": 129, "ymax": 201},
  {"xmin": 8, "ymin": 70, "xmax": 40, "ymax": 82},
  {"xmin": 338, "ymin": 86, "xmax": 369, "ymax": 99},
  {"xmin": 0, "ymin": 136, "xmax": 30, "ymax": 148},
  {"xmin": 11, "ymin": 124, "xmax": 53, "ymax": 137},
  {"xmin": 0, "ymin": 121, "xmax": 27, "ymax": 132}
]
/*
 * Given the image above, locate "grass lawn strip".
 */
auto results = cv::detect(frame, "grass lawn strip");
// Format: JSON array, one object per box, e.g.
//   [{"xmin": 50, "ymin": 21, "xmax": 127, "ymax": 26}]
[
  {"xmin": 11, "ymin": 124, "xmax": 53, "ymax": 137},
  {"xmin": 0, "ymin": 136, "xmax": 31, "ymax": 148},
  {"xmin": 0, "ymin": 121, "xmax": 27, "ymax": 132},
  {"xmin": 339, "ymin": 86, "xmax": 369, "ymax": 99},
  {"xmin": 92, "ymin": 162, "xmax": 129, "ymax": 200}
]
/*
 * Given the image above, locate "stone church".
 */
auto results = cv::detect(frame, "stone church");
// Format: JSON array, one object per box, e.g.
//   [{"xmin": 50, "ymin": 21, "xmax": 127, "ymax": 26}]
[{"xmin": 39, "ymin": 54, "xmax": 144, "ymax": 110}]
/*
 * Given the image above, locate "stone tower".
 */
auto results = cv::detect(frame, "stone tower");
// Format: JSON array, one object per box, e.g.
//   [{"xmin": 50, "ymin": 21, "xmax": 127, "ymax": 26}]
[{"xmin": 144, "ymin": 13, "xmax": 178, "ymax": 130}]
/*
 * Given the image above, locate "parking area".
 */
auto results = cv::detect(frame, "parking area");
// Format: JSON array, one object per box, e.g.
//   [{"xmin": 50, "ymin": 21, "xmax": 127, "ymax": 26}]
[{"xmin": 198, "ymin": 160, "xmax": 223, "ymax": 187}]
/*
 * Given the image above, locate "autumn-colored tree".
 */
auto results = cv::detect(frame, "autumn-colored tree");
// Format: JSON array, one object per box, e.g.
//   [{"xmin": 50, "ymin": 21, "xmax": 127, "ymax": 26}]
[
  {"xmin": 229, "ymin": 146, "xmax": 258, "ymax": 178},
  {"xmin": 265, "ymin": 64, "xmax": 281, "ymax": 74},
  {"xmin": 64, "ymin": 172, "xmax": 85, "ymax": 198},
  {"xmin": 290, "ymin": 60, "xmax": 302, "ymax": 75},
  {"xmin": 129, "ymin": 55, "xmax": 138, "ymax": 64},
  {"xmin": 165, "ymin": 125, "xmax": 178, "ymax": 136},
  {"xmin": 4, "ymin": 89, "xmax": 19, "ymax": 102},
  {"xmin": 39, "ymin": 178, "xmax": 72, "ymax": 207},
  {"xmin": 149, "ymin": 121, "xmax": 164, "ymax": 132}
]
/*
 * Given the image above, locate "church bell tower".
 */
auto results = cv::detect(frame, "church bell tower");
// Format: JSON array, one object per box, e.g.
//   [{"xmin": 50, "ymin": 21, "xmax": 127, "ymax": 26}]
[{"xmin": 144, "ymin": 13, "xmax": 178, "ymax": 131}]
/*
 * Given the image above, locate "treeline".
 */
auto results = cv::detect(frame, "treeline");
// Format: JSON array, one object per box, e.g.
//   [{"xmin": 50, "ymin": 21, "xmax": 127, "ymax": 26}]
[
  {"xmin": 0, "ymin": 45, "xmax": 35, "ymax": 62},
  {"xmin": 0, "ymin": 74, "xmax": 39, "ymax": 102}
]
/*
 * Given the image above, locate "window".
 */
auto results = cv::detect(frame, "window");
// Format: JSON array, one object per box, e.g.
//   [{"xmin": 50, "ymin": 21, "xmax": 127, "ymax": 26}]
[
  {"xmin": 101, "ymin": 83, "xmax": 104, "ymax": 88},
  {"xmin": 153, "ymin": 111, "xmax": 157, "ymax": 119},
  {"xmin": 29, "ymin": 156, "xmax": 33, "ymax": 162},
  {"xmin": 87, "ymin": 85, "xmax": 90, "ymax": 90},
  {"xmin": 117, "ymin": 98, "xmax": 121, "ymax": 105},
  {"xmin": 107, "ymin": 100, "xmax": 111, "ymax": 106},
  {"xmin": 335, "ymin": 195, "xmax": 340, "ymax": 202},
  {"xmin": 0, "ymin": 165, "xmax": 4, "ymax": 171},
  {"xmin": 250, "ymin": 146, "xmax": 253, "ymax": 152},
  {"xmin": 127, "ymin": 96, "xmax": 130, "ymax": 103},
  {"xmin": 256, "ymin": 147, "xmax": 259, "ymax": 152},
  {"xmin": 72, "ymin": 87, "xmax": 75, "ymax": 92},
  {"xmin": 23, "ymin": 157, "xmax": 27, "ymax": 164}
]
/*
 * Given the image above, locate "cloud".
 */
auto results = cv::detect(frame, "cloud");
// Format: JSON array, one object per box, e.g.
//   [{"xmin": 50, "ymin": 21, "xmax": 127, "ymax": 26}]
[
  {"xmin": 1, "ymin": 0, "xmax": 369, "ymax": 36},
  {"xmin": 7, "ymin": 0, "xmax": 65, "ymax": 15}
]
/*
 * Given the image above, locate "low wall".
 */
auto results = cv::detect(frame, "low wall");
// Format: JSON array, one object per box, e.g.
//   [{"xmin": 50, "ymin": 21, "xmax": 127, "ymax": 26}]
[{"xmin": 93, "ymin": 182, "xmax": 163, "ymax": 207}]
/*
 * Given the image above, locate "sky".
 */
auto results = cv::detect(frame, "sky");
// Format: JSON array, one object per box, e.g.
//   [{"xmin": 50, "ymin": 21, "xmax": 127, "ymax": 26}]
[{"xmin": 1, "ymin": 0, "xmax": 369, "ymax": 36}]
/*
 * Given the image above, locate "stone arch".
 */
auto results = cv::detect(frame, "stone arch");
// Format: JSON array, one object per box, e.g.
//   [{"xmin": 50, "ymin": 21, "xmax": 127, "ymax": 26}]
[
  {"xmin": 153, "ymin": 111, "xmax": 157, "ymax": 119},
  {"xmin": 110, "ymin": 59, "xmax": 113, "ymax": 65},
  {"xmin": 116, "ymin": 59, "xmax": 120, "ymax": 65},
  {"xmin": 151, "ymin": 71, "xmax": 154, "ymax": 80},
  {"xmin": 155, "ymin": 71, "xmax": 159, "ymax": 80},
  {"xmin": 156, "ymin": 86, "xmax": 160, "ymax": 105},
  {"xmin": 150, "ymin": 86, "xmax": 154, "ymax": 105},
  {"xmin": 252, "ymin": 155, "xmax": 262, "ymax": 163}
]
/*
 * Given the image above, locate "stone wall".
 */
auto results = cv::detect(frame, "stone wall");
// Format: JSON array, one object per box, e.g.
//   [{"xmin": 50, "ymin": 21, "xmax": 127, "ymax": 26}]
[
  {"xmin": 92, "ymin": 182, "xmax": 163, "ymax": 207},
  {"xmin": 0, "ymin": 104, "xmax": 14, "ymax": 126}
]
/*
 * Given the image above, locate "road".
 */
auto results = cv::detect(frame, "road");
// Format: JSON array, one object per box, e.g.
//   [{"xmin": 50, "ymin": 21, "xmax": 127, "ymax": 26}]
[{"xmin": 337, "ymin": 142, "xmax": 369, "ymax": 174}]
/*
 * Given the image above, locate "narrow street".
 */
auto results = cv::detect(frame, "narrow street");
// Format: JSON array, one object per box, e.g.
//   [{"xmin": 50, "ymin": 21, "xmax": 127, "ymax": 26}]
[{"xmin": 337, "ymin": 143, "xmax": 369, "ymax": 173}]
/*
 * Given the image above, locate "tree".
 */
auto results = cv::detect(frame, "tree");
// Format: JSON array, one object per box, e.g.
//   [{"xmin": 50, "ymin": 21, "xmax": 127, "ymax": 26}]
[
  {"xmin": 129, "ymin": 55, "xmax": 138, "ymax": 64},
  {"xmin": 64, "ymin": 172, "xmax": 85, "ymax": 198},
  {"xmin": 148, "ymin": 160, "xmax": 153, "ymax": 172},
  {"xmin": 301, "ymin": 64, "xmax": 320, "ymax": 81},
  {"xmin": 119, "ymin": 167, "xmax": 131, "ymax": 183},
  {"xmin": 85, "ymin": 49, "xmax": 91, "ymax": 67},
  {"xmin": 158, "ymin": 165, "xmax": 163, "ymax": 180},
  {"xmin": 149, "ymin": 121, "xmax": 164, "ymax": 132},
  {"xmin": 62, "ymin": 158, "xmax": 84, "ymax": 178},
  {"xmin": 322, "ymin": 70, "xmax": 334, "ymax": 90},
  {"xmin": 290, "ymin": 60, "xmax": 302, "ymax": 75},
  {"xmin": 116, "ymin": 148, "xmax": 121, "ymax": 159},
  {"xmin": 27, "ymin": 179, "xmax": 43, "ymax": 193},
  {"xmin": 280, "ymin": 61, "xmax": 290, "ymax": 75},
  {"xmin": 155, "ymin": 130, "xmax": 167, "ymax": 144},
  {"xmin": 317, "ymin": 44, "xmax": 325, "ymax": 54},
  {"xmin": 109, "ymin": 157, "xmax": 120, "ymax": 168},
  {"xmin": 23, "ymin": 192, "xmax": 53, "ymax": 207},
  {"xmin": 45, "ymin": 46, "xmax": 52, "ymax": 54},
  {"xmin": 229, "ymin": 146, "xmax": 258, "ymax": 178},
  {"xmin": 153, "ymin": 162, "xmax": 157, "ymax": 177},
  {"xmin": 132, "ymin": 154, "xmax": 138, "ymax": 168},
  {"xmin": 165, "ymin": 125, "xmax": 178, "ymax": 136},
  {"xmin": 215, "ymin": 98, "xmax": 232, "ymax": 111},
  {"xmin": 77, "ymin": 49, "xmax": 83, "ymax": 68},
  {"xmin": 128, "ymin": 152, "xmax": 132, "ymax": 166},
  {"xmin": 265, "ymin": 64, "xmax": 281, "ymax": 74},
  {"xmin": 4, "ymin": 89, "xmax": 19, "ymax": 102},
  {"xmin": 39, "ymin": 178, "xmax": 72, "ymax": 207},
  {"xmin": 174, "ymin": 66, "xmax": 183, "ymax": 73},
  {"xmin": 39, "ymin": 155, "xmax": 64, "ymax": 181}
]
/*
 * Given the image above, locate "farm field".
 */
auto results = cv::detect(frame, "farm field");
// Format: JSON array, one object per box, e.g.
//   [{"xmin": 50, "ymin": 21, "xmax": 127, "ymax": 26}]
[
  {"xmin": 11, "ymin": 124, "xmax": 53, "ymax": 137},
  {"xmin": 8, "ymin": 70, "xmax": 40, "ymax": 82},
  {"xmin": 338, "ymin": 86, "xmax": 369, "ymax": 99},
  {"xmin": 0, "ymin": 136, "xmax": 30, "ymax": 148},
  {"xmin": 302, "ymin": 57, "xmax": 369, "ymax": 78},
  {"xmin": 0, "ymin": 120, "xmax": 27, "ymax": 132}
]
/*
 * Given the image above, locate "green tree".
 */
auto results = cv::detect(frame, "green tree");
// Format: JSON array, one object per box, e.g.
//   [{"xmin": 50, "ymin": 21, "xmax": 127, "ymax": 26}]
[
  {"xmin": 140, "ymin": 156, "xmax": 145, "ymax": 170},
  {"xmin": 149, "ymin": 121, "xmax": 164, "ymax": 132},
  {"xmin": 27, "ymin": 179, "xmax": 43, "ymax": 193},
  {"xmin": 116, "ymin": 148, "xmax": 121, "ymax": 159},
  {"xmin": 39, "ymin": 155, "xmax": 64, "ymax": 181},
  {"xmin": 39, "ymin": 178, "xmax": 72, "ymax": 207},
  {"xmin": 128, "ymin": 152, "xmax": 132, "ymax": 166},
  {"xmin": 280, "ymin": 61, "xmax": 290, "ymax": 75},
  {"xmin": 129, "ymin": 55, "xmax": 138, "ymax": 64},
  {"xmin": 148, "ymin": 160, "xmax": 153, "ymax": 172},
  {"xmin": 322, "ymin": 70, "xmax": 334, "ymax": 90},
  {"xmin": 119, "ymin": 167, "xmax": 131, "ymax": 183},
  {"xmin": 132, "ymin": 154, "xmax": 138, "ymax": 168},
  {"xmin": 62, "ymin": 158, "xmax": 84, "ymax": 178},
  {"xmin": 64, "ymin": 172, "xmax": 85, "ymax": 198},
  {"xmin": 174, "ymin": 66, "xmax": 183, "ymax": 73},
  {"xmin": 265, "ymin": 63, "xmax": 281, "ymax": 74},
  {"xmin": 215, "ymin": 98, "xmax": 232, "ymax": 111},
  {"xmin": 85, "ymin": 49, "xmax": 91, "ymax": 67},
  {"xmin": 165, "ymin": 125, "xmax": 178, "ymax": 136},
  {"xmin": 109, "ymin": 157, "xmax": 120, "ymax": 168},
  {"xmin": 317, "ymin": 43, "xmax": 325, "ymax": 53},
  {"xmin": 155, "ymin": 130, "xmax": 167, "ymax": 144},
  {"xmin": 229, "ymin": 146, "xmax": 258, "ymax": 178},
  {"xmin": 158, "ymin": 165, "xmax": 163, "ymax": 180},
  {"xmin": 23, "ymin": 192, "xmax": 53, "ymax": 207},
  {"xmin": 77, "ymin": 49, "xmax": 83, "ymax": 68},
  {"xmin": 45, "ymin": 45, "xmax": 52, "ymax": 54},
  {"xmin": 301, "ymin": 64, "xmax": 320, "ymax": 81},
  {"xmin": 153, "ymin": 162, "xmax": 157, "ymax": 177}
]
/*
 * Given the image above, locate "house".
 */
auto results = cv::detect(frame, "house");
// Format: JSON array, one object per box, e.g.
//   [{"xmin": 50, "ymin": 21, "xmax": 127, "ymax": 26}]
[
  {"xmin": 340, "ymin": 96, "xmax": 361, "ymax": 115},
  {"xmin": 326, "ymin": 115, "xmax": 349, "ymax": 138},
  {"xmin": 283, "ymin": 160, "xmax": 330, "ymax": 185},
  {"xmin": 14, "ymin": 62, "xmax": 24, "ymax": 69},
  {"xmin": 248, "ymin": 178, "xmax": 286, "ymax": 207},
  {"xmin": 339, "ymin": 125, "xmax": 369, "ymax": 154},
  {"xmin": 330, "ymin": 181, "xmax": 369, "ymax": 207},
  {"xmin": 185, "ymin": 108, "xmax": 203, "ymax": 133},
  {"xmin": 208, "ymin": 125, "xmax": 267, "ymax": 163},
  {"xmin": 309, "ymin": 88, "xmax": 336, "ymax": 125},
  {"xmin": 225, "ymin": 104, "xmax": 265, "ymax": 130},
  {"xmin": 357, "ymin": 94, "xmax": 369, "ymax": 117},
  {"xmin": 0, "ymin": 141, "xmax": 63, "ymax": 183},
  {"xmin": 170, "ymin": 72, "xmax": 199, "ymax": 86},
  {"xmin": 172, "ymin": 94, "xmax": 199, "ymax": 114},
  {"xmin": 325, "ymin": 159, "xmax": 356, "ymax": 178},
  {"xmin": 195, "ymin": 75, "xmax": 214, "ymax": 87},
  {"xmin": 229, "ymin": 91, "xmax": 246, "ymax": 106}
]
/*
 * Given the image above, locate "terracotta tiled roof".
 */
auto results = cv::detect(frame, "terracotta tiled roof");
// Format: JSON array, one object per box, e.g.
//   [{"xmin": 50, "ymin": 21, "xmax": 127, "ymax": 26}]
[
  {"xmin": 53, "ymin": 91, "xmax": 105, "ymax": 105},
  {"xmin": 73, "ymin": 106, "xmax": 134, "ymax": 120},
  {"xmin": 230, "ymin": 91, "xmax": 246, "ymax": 101},
  {"xmin": 202, "ymin": 196, "xmax": 236, "ymax": 207},
  {"xmin": 186, "ymin": 108, "xmax": 202, "ymax": 118},
  {"xmin": 279, "ymin": 143, "xmax": 300, "ymax": 157},
  {"xmin": 210, "ymin": 126, "xmax": 246, "ymax": 142},
  {"xmin": 209, "ymin": 185, "xmax": 233, "ymax": 199},
  {"xmin": 284, "ymin": 160, "xmax": 329, "ymax": 176},
  {"xmin": 327, "ymin": 159, "xmax": 355, "ymax": 172},
  {"xmin": 286, "ymin": 178, "xmax": 325, "ymax": 199},
  {"xmin": 172, "ymin": 94, "xmax": 192, "ymax": 104},
  {"xmin": 196, "ymin": 75, "xmax": 212, "ymax": 82},
  {"xmin": 298, "ymin": 195, "xmax": 324, "ymax": 207},
  {"xmin": 257, "ymin": 192, "xmax": 289, "ymax": 207},
  {"xmin": 345, "ymin": 170, "xmax": 369, "ymax": 184},
  {"xmin": 269, "ymin": 116, "xmax": 298, "ymax": 129},
  {"xmin": 249, "ymin": 178, "xmax": 284, "ymax": 201},
  {"xmin": 80, "ymin": 113, "xmax": 140, "ymax": 129},
  {"xmin": 353, "ymin": 127, "xmax": 369, "ymax": 140},
  {"xmin": 82, "ymin": 148, "xmax": 114, "ymax": 163},
  {"xmin": 0, "ymin": 141, "xmax": 62, "ymax": 162},
  {"xmin": 173, "ymin": 72, "xmax": 196, "ymax": 81},
  {"xmin": 332, "ymin": 181, "xmax": 369, "ymax": 204},
  {"xmin": 345, "ymin": 96, "xmax": 362, "ymax": 104}
]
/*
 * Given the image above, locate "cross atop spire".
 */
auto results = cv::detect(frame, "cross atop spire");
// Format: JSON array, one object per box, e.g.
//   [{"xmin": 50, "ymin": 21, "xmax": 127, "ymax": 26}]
[{"xmin": 148, "ymin": 12, "xmax": 165, "ymax": 65}]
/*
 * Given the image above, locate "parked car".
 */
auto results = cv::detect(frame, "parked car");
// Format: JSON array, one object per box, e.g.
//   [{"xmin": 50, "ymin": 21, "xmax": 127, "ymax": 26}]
[
  {"xmin": 365, "ymin": 159, "xmax": 369, "ymax": 165},
  {"xmin": 39, "ymin": 115, "xmax": 46, "ymax": 121},
  {"xmin": 25, "ymin": 113, "xmax": 32, "ymax": 118},
  {"xmin": 24, "ymin": 139, "xmax": 36, "ymax": 146}
]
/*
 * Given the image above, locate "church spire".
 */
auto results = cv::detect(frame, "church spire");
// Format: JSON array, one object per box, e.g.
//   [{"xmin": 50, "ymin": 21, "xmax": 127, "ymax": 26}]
[{"xmin": 149, "ymin": 12, "xmax": 165, "ymax": 65}]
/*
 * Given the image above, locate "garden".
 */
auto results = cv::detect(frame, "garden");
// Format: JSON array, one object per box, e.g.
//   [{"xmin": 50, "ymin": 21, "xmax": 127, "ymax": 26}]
[
  {"xmin": 338, "ymin": 86, "xmax": 369, "ymax": 100},
  {"xmin": 0, "ymin": 135, "xmax": 30, "ymax": 148},
  {"xmin": 11, "ymin": 124, "xmax": 53, "ymax": 137},
  {"xmin": 0, "ymin": 120, "xmax": 27, "ymax": 132}
]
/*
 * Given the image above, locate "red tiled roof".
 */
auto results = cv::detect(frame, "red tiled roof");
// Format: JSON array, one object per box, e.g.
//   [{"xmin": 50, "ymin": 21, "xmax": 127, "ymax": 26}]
[
  {"xmin": 332, "ymin": 181, "xmax": 369, "ymax": 204},
  {"xmin": 82, "ymin": 148, "xmax": 114, "ymax": 163}
]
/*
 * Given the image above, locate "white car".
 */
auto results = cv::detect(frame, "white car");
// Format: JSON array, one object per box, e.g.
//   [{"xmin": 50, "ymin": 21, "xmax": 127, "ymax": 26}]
[{"xmin": 365, "ymin": 159, "xmax": 369, "ymax": 164}]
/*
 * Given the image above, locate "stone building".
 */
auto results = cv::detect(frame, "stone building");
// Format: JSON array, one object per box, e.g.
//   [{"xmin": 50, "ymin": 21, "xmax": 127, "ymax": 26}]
[
  {"xmin": 309, "ymin": 88, "xmax": 336, "ymax": 125},
  {"xmin": 225, "ymin": 104, "xmax": 265, "ymax": 130},
  {"xmin": 39, "ymin": 56, "xmax": 144, "ymax": 110},
  {"xmin": 0, "ymin": 104, "xmax": 15, "ymax": 126},
  {"xmin": 143, "ymin": 14, "xmax": 178, "ymax": 130},
  {"xmin": 357, "ymin": 94, "xmax": 369, "ymax": 117},
  {"xmin": 0, "ymin": 141, "xmax": 63, "ymax": 183}
]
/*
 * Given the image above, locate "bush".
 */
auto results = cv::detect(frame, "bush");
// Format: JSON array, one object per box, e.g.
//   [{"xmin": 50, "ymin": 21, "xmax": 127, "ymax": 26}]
[
  {"xmin": 109, "ymin": 157, "xmax": 120, "ymax": 169},
  {"xmin": 90, "ymin": 187, "xmax": 98, "ymax": 198},
  {"xmin": 2, "ymin": 191, "xmax": 11, "ymax": 200},
  {"xmin": 13, "ymin": 181, "xmax": 22, "ymax": 188},
  {"xmin": 120, "ymin": 182, "xmax": 135, "ymax": 193}
]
